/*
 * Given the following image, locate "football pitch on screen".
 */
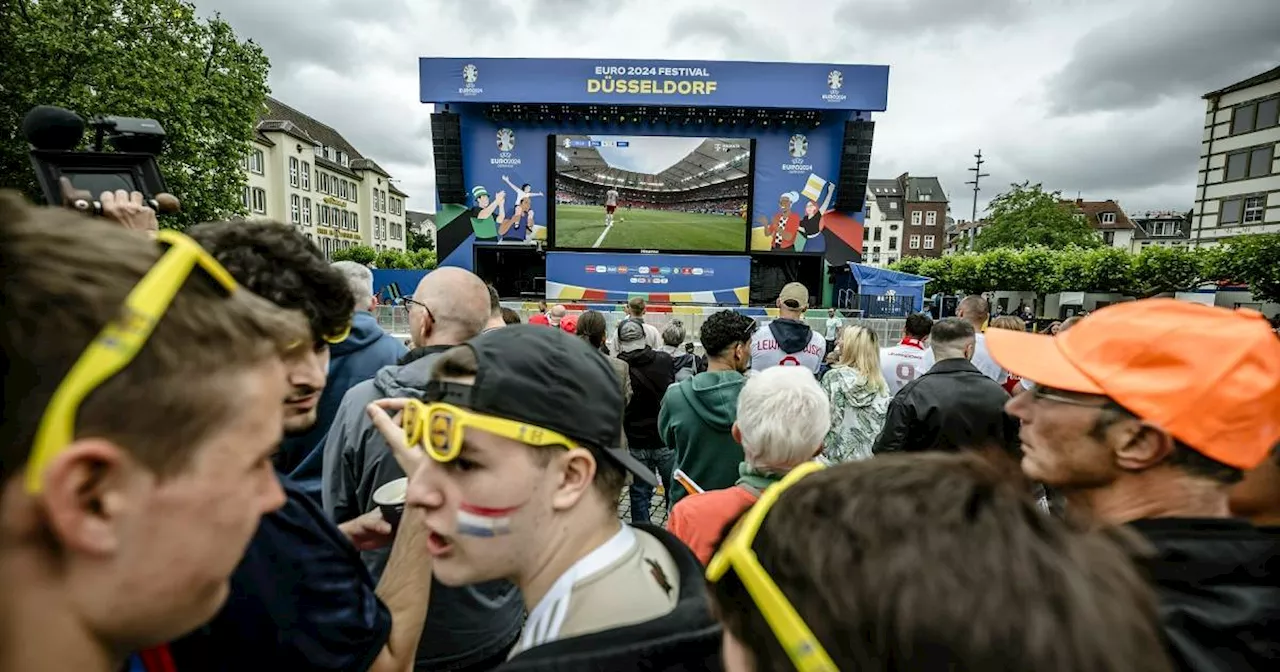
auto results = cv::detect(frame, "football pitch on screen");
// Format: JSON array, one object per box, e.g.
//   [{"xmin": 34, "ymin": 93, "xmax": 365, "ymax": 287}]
[{"xmin": 553, "ymin": 204, "xmax": 745, "ymax": 251}]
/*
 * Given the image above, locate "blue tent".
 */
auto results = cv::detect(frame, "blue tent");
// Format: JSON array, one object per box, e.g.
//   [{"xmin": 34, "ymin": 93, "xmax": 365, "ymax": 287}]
[{"xmin": 847, "ymin": 263, "xmax": 931, "ymax": 317}]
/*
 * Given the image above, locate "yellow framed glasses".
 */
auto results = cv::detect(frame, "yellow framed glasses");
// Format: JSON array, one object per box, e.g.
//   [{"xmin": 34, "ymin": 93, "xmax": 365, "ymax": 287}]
[
  {"xmin": 706, "ymin": 460, "xmax": 836, "ymax": 672},
  {"xmin": 401, "ymin": 400, "xmax": 581, "ymax": 464},
  {"xmin": 24, "ymin": 230, "xmax": 239, "ymax": 494},
  {"xmin": 323, "ymin": 322, "xmax": 352, "ymax": 344}
]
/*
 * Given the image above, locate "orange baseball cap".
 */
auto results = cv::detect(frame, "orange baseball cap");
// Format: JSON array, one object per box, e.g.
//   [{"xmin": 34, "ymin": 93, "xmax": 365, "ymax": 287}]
[{"xmin": 986, "ymin": 298, "xmax": 1280, "ymax": 470}]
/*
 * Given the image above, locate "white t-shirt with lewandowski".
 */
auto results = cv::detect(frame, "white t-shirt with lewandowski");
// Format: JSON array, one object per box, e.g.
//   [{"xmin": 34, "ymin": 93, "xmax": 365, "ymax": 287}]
[{"xmin": 881, "ymin": 337, "xmax": 934, "ymax": 395}]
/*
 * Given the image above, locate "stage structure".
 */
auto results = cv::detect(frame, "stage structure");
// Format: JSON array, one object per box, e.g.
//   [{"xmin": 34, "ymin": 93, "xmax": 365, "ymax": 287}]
[{"xmin": 420, "ymin": 58, "xmax": 890, "ymax": 307}]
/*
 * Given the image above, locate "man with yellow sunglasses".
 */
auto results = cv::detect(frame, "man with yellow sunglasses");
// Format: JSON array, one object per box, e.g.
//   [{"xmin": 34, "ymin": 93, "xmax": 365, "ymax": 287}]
[
  {"xmin": 0, "ymin": 196, "xmax": 307, "ymax": 672},
  {"xmin": 707, "ymin": 452, "xmax": 1175, "ymax": 672},
  {"xmin": 374, "ymin": 325, "xmax": 722, "ymax": 670},
  {"xmin": 143, "ymin": 221, "xmax": 433, "ymax": 672}
]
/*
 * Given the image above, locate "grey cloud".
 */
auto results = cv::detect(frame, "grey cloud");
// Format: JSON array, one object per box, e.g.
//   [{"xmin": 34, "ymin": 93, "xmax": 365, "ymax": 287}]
[
  {"xmin": 266, "ymin": 80, "xmax": 430, "ymax": 165},
  {"xmin": 994, "ymin": 113, "xmax": 1201, "ymax": 210},
  {"xmin": 665, "ymin": 8, "xmax": 789, "ymax": 61},
  {"xmin": 195, "ymin": 0, "xmax": 413, "ymax": 76},
  {"xmin": 834, "ymin": 0, "xmax": 1038, "ymax": 34},
  {"xmin": 524, "ymin": 0, "xmax": 629, "ymax": 24},
  {"xmin": 1046, "ymin": 0, "xmax": 1280, "ymax": 115}
]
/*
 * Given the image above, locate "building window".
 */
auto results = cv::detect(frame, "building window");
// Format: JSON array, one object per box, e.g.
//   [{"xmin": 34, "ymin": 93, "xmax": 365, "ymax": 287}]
[
  {"xmin": 351, "ymin": 185, "xmax": 358, "ymax": 203},
  {"xmin": 926, "ymin": 211, "xmax": 937, "ymax": 225},
  {"xmin": 1153, "ymin": 221, "xmax": 1177, "ymax": 236},
  {"xmin": 290, "ymin": 195, "xmax": 300, "ymax": 224},
  {"xmin": 923, "ymin": 235, "xmax": 935, "ymax": 249},
  {"xmin": 911, "ymin": 211, "xmax": 922, "ymax": 225},
  {"xmin": 319, "ymin": 173, "xmax": 328, "ymax": 195},
  {"xmin": 889, "ymin": 201, "xmax": 898, "ymax": 210},
  {"xmin": 1219, "ymin": 198, "xmax": 1242, "ymax": 224},
  {"xmin": 339, "ymin": 180, "xmax": 348, "ymax": 200},
  {"xmin": 1232, "ymin": 97, "xmax": 1279, "ymax": 135},
  {"xmin": 301, "ymin": 162, "xmax": 311, "ymax": 191},
  {"xmin": 1225, "ymin": 144, "xmax": 1274, "ymax": 181},
  {"xmin": 341, "ymin": 210, "xmax": 350, "ymax": 230},
  {"xmin": 320, "ymin": 206, "xmax": 329, "ymax": 227},
  {"xmin": 1103, "ymin": 231, "xmax": 1116, "ymax": 245},
  {"xmin": 1243, "ymin": 196, "xmax": 1265, "ymax": 223},
  {"xmin": 251, "ymin": 187, "xmax": 266, "ymax": 214},
  {"xmin": 240, "ymin": 186, "xmax": 250, "ymax": 209},
  {"xmin": 239, "ymin": 153, "xmax": 248, "ymax": 170},
  {"xmin": 289, "ymin": 157, "xmax": 299, "ymax": 187},
  {"xmin": 888, "ymin": 236, "xmax": 897, "ymax": 250},
  {"xmin": 248, "ymin": 149, "xmax": 264, "ymax": 174},
  {"xmin": 302, "ymin": 198, "xmax": 312, "ymax": 225},
  {"xmin": 909, "ymin": 234, "xmax": 920, "ymax": 249},
  {"xmin": 1100, "ymin": 212, "xmax": 1116, "ymax": 225},
  {"xmin": 873, "ymin": 228, "xmax": 882, "ymax": 241},
  {"xmin": 352, "ymin": 213, "xmax": 358, "ymax": 230}
]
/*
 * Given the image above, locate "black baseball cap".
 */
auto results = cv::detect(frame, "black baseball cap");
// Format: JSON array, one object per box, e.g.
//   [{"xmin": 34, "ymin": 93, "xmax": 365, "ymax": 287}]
[{"xmin": 423, "ymin": 324, "xmax": 657, "ymax": 486}]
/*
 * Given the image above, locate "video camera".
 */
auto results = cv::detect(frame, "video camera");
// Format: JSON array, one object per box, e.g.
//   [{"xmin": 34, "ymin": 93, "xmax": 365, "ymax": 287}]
[{"xmin": 23, "ymin": 105, "xmax": 179, "ymax": 215}]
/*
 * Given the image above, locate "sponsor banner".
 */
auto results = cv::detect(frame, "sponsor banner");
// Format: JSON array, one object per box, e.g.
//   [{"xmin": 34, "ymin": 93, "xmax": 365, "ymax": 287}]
[
  {"xmin": 421, "ymin": 58, "xmax": 889, "ymax": 111},
  {"xmin": 546, "ymin": 252, "xmax": 749, "ymax": 305}
]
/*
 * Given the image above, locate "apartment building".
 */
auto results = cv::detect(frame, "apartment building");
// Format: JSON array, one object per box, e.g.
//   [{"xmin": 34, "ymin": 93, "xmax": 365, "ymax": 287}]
[
  {"xmin": 1129, "ymin": 210, "xmax": 1192, "ymax": 251},
  {"xmin": 241, "ymin": 97, "xmax": 409, "ymax": 259},
  {"xmin": 1193, "ymin": 66, "xmax": 1280, "ymax": 246},
  {"xmin": 855, "ymin": 185, "xmax": 896, "ymax": 267},
  {"xmin": 866, "ymin": 173, "xmax": 948, "ymax": 260},
  {"xmin": 1062, "ymin": 199, "xmax": 1135, "ymax": 250}
]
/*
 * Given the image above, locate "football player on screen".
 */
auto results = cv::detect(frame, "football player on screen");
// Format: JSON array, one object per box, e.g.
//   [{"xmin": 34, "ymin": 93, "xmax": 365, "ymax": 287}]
[{"xmin": 604, "ymin": 186, "xmax": 620, "ymax": 227}]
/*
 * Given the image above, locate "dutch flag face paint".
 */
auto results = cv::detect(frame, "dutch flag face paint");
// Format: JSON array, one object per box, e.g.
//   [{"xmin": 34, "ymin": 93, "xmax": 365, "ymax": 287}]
[{"xmin": 456, "ymin": 503, "xmax": 520, "ymax": 538}]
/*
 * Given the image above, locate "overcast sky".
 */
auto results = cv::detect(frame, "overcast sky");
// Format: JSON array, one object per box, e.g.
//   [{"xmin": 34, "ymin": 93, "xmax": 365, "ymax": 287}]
[
  {"xmin": 591, "ymin": 136, "xmax": 707, "ymax": 175},
  {"xmin": 194, "ymin": 0, "xmax": 1280, "ymax": 217}
]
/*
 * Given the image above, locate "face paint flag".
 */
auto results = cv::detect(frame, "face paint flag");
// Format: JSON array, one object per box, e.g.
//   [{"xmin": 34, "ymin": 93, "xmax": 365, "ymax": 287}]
[{"xmin": 457, "ymin": 503, "xmax": 519, "ymax": 537}]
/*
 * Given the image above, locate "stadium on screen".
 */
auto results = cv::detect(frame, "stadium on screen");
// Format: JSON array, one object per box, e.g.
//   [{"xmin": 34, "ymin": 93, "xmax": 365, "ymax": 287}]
[{"xmin": 551, "ymin": 134, "xmax": 752, "ymax": 252}]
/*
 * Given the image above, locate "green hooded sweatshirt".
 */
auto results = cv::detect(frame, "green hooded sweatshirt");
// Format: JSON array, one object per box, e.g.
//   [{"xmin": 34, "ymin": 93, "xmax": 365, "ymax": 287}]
[{"xmin": 659, "ymin": 370, "xmax": 746, "ymax": 506}]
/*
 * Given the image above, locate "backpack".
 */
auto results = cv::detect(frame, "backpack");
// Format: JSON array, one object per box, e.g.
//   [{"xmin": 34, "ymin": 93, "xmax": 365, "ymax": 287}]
[{"xmin": 672, "ymin": 353, "xmax": 700, "ymax": 383}]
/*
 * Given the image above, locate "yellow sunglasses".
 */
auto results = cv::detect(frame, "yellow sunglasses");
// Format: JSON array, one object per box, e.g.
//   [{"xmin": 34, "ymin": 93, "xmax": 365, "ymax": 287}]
[
  {"xmin": 25, "ymin": 230, "xmax": 239, "ymax": 494},
  {"xmin": 706, "ymin": 460, "xmax": 836, "ymax": 672},
  {"xmin": 401, "ymin": 399, "xmax": 581, "ymax": 463}
]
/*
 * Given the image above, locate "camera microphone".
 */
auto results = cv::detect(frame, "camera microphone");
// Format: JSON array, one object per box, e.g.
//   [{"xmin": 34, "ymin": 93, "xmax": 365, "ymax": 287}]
[{"xmin": 23, "ymin": 106, "xmax": 86, "ymax": 151}]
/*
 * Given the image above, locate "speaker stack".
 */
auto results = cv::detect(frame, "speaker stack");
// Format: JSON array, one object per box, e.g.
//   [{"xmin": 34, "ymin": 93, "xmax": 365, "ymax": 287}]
[
  {"xmin": 430, "ymin": 112, "xmax": 466, "ymax": 205},
  {"xmin": 832, "ymin": 120, "xmax": 874, "ymax": 213}
]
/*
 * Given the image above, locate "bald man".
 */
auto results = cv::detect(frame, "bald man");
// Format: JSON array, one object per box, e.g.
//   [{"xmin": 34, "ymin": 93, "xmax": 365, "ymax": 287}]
[
  {"xmin": 321, "ymin": 267, "xmax": 524, "ymax": 670},
  {"xmin": 955, "ymin": 294, "xmax": 1010, "ymax": 385},
  {"xmin": 548, "ymin": 303, "xmax": 567, "ymax": 328}
]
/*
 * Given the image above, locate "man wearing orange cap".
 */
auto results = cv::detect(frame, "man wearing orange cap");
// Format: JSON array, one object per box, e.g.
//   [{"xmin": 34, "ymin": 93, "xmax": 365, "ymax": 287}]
[{"xmin": 986, "ymin": 298, "xmax": 1280, "ymax": 672}]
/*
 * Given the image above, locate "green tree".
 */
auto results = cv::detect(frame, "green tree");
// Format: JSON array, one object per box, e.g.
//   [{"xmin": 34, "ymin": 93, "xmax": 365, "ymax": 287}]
[
  {"xmin": 406, "ymin": 225, "xmax": 435, "ymax": 253},
  {"xmin": 331, "ymin": 245, "xmax": 377, "ymax": 265},
  {"xmin": 1079, "ymin": 247, "xmax": 1134, "ymax": 293},
  {"xmin": 0, "ymin": 0, "xmax": 270, "ymax": 229},
  {"xmin": 974, "ymin": 182, "xmax": 1103, "ymax": 251},
  {"xmin": 1129, "ymin": 246, "xmax": 1211, "ymax": 298},
  {"xmin": 409, "ymin": 249, "xmax": 438, "ymax": 269},
  {"xmin": 1212, "ymin": 233, "xmax": 1280, "ymax": 304}
]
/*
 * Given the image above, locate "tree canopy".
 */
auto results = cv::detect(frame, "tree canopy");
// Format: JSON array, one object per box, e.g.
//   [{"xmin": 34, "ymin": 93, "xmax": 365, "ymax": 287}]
[
  {"xmin": 1, "ymin": 0, "xmax": 270, "ymax": 229},
  {"xmin": 331, "ymin": 245, "xmax": 438, "ymax": 270},
  {"xmin": 974, "ymin": 182, "xmax": 1103, "ymax": 251},
  {"xmin": 891, "ymin": 234, "xmax": 1279, "ymax": 304}
]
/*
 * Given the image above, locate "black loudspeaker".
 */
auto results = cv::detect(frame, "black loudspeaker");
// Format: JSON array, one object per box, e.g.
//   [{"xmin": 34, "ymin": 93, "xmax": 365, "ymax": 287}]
[
  {"xmin": 832, "ymin": 120, "xmax": 874, "ymax": 213},
  {"xmin": 430, "ymin": 112, "xmax": 466, "ymax": 205}
]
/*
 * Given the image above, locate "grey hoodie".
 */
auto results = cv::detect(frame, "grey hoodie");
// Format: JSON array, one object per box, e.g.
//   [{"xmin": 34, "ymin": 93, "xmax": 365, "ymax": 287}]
[{"xmin": 322, "ymin": 347, "xmax": 523, "ymax": 670}]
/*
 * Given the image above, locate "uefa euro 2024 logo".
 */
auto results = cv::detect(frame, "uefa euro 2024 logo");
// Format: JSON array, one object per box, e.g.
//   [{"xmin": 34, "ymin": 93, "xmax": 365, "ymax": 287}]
[
  {"xmin": 497, "ymin": 128, "xmax": 516, "ymax": 152},
  {"xmin": 460, "ymin": 64, "xmax": 482, "ymax": 96},
  {"xmin": 823, "ymin": 69, "xmax": 847, "ymax": 103},
  {"xmin": 788, "ymin": 134, "xmax": 808, "ymax": 159}
]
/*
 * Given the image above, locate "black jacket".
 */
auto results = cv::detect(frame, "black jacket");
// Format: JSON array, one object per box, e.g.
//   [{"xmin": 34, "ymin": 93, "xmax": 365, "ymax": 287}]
[
  {"xmin": 618, "ymin": 347, "xmax": 675, "ymax": 449},
  {"xmin": 497, "ymin": 525, "xmax": 723, "ymax": 672},
  {"xmin": 1130, "ymin": 518, "xmax": 1280, "ymax": 672},
  {"xmin": 872, "ymin": 358, "xmax": 1020, "ymax": 455}
]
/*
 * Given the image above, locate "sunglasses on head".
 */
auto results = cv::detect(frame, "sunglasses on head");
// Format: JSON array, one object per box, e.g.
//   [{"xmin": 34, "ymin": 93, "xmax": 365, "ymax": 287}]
[
  {"xmin": 26, "ymin": 231, "xmax": 239, "ymax": 494},
  {"xmin": 706, "ymin": 461, "xmax": 836, "ymax": 672}
]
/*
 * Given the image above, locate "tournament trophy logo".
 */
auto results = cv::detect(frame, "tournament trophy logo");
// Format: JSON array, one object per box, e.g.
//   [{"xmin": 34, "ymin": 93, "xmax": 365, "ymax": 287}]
[
  {"xmin": 788, "ymin": 134, "xmax": 808, "ymax": 159},
  {"xmin": 823, "ymin": 69, "xmax": 847, "ymax": 103},
  {"xmin": 460, "ymin": 63, "xmax": 482, "ymax": 97},
  {"xmin": 496, "ymin": 128, "xmax": 516, "ymax": 152}
]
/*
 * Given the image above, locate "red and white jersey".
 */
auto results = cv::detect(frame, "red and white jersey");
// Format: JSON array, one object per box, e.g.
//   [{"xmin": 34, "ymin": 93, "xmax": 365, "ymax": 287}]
[
  {"xmin": 881, "ymin": 337, "xmax": 934, "ymax": 395},
  {"xmin": 605, "ymin": 189, "xmax": 619, "ymax": 206},
  {"xmin": 750, "ymin": 322, "xmax": 825, "ymax": 373}
]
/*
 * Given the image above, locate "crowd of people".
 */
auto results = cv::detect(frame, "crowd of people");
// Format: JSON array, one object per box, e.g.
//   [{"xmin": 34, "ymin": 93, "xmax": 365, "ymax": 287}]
[
  {"xmin": 3, "ymin": 189, "xmax": 1279, "ymax": 672},
  {"xmin": 554, "ymin": 177, "xmax": 748, "ymax": 217}
]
